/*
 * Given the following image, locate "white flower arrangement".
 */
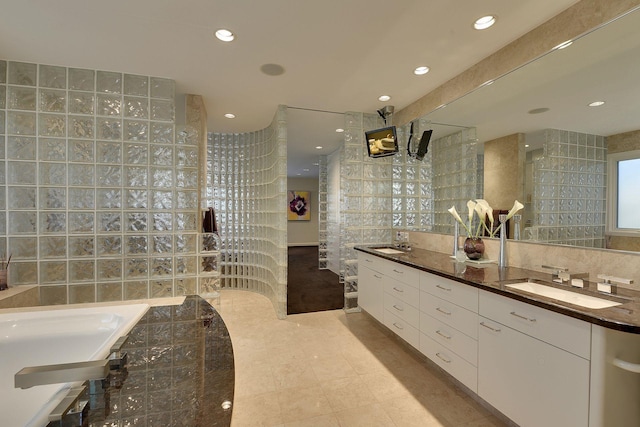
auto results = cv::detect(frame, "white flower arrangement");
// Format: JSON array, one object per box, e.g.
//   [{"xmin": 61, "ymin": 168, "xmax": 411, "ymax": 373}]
[{"xmin": 448, "ymin": 199, "xmax": 524, "ymax": 239}]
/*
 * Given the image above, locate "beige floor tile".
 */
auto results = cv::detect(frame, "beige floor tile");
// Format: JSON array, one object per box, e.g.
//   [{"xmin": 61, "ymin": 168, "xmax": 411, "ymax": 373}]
[
  {"xmin": 381, "ymin": 394, "xmax": 446, "ymax": 427},
  {"xmin": 360, "ymin": 369, "xmax": 416, "ymax": 402},
  {"xmin": 234, "ymin": 361, "xmax": 277, "ymax": 398},
  {"xmin": 334, "ymin": 402, "xmax": 397, "ymax": 427},
  {"xmin": 309, "ymin": 353, "xmax": 358, "ymax": 382},
  {"xmin": 271, "ymin": 361, "xmax": 320, "ymax": 390},
  {"xmin": 319, "ymin": 376, "xmax": 378, "ymax": 412},
  {"xmin": 231, "ymin": 392, "xmax": 284, "ymax": 427},
  {"xmin": 283, "ymin": 414, "xmax": 340, "ymax": 427},
  {"xmin": 277, "ymin": 385, "xmax": 334, "ymax": 424}
]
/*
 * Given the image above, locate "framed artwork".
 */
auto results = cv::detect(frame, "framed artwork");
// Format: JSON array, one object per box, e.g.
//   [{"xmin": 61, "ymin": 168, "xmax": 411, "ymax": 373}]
[{"xmin": 288, "ymin": 190, "xmax": 310, "ymax": 221}]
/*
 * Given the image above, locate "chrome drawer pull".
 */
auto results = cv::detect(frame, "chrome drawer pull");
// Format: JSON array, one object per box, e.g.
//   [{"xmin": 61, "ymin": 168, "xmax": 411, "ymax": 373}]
[
  {"xmin": 392, "ymin": 304, "xmax": 404, "ymax": 312},
  {"xmin": 613, "ymin": 358, "xmax": 640, "ymax": 374},
  {"xmin": 436, "ymin": 284, "xmax": 452, "ymax": 292},
  {"xmin": 374, "ymin": 274, "xmax": 382, "ymax": 279},
  {"xmin": 392, "ymin": 322, "xmax": 404, "ymax": 330},
  {"xmin": 393, "ymin": 269, "xmax": 404, "ymax": 274},
  {"xmin": 436, "ymin": 307, "xmax": 452, "ymax": 316},
  {"xmin": 436, "ymin": 330, "xmax": 452, "ymax": 340},
  {"xmin": 510, "ymin": 311, "xmax": 537, "ymax": 322},
  {"xmin": 436, "ymin": 352, "xmax": 452, "ymax": 363},
  {"xmin": 392, "ymin": 286, "xmax": 404, "ymax": 293},
  {"xmin": 480, "ymin": 322, "xmax": 501, "ymax": 333},
  {"xmin": 365, "ymin": 259, "xmax": 373, "ymax": 262}
]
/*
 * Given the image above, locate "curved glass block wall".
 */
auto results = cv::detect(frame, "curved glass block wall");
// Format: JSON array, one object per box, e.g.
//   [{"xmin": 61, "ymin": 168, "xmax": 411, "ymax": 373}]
[
  {"xmin": 0, "ymin": 59, "xmax": 203, "ymax": 304},
  {"xmin": 206, "ymin": 106, "xmax": 288, "ymax": 318}
]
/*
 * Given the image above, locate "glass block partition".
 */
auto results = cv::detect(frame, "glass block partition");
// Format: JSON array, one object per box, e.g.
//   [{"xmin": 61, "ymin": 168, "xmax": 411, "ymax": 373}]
[
  {"xmin": 527, "ymin": 129, "xmax": 606, "ymax": 248},
  {"xmin": 206, "ymin": 106, "xmax": 288, "ymax": 318},
  {"xmin": 0, "ymin": 59, "xmax": 203, "ymax": 304},
  {"xmin": 341, "ymin": 112, "xmax": 394, "ymax": 311},
  {"xmin": 393, "ymin": 118, "xmax": 436, "ymax": 231},
  {"xmin": 431, "ymin": 128, "xmax": 480, "ymax": 234},
  {"xmin": 318, "ymin": 155, "xmax": 328, "ymax": 269}
]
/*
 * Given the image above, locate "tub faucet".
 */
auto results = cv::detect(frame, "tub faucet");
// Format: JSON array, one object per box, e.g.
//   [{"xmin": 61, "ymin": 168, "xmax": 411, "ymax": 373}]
[{"xmin": 15, "ymin": 359, "xmax": 109, "ymax": 389}]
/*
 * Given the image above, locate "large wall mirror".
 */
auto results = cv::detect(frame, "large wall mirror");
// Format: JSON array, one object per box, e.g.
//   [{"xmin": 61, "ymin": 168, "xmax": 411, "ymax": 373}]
[{"xmin": 408, "ymin": 6, "xmax": 640, "ymax": 253}]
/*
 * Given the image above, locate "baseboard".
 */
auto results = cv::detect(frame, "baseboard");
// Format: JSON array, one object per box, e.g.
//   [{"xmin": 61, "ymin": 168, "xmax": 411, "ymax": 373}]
[{"xmin": 288, "ymin": 242, "xmax": 319, "ymax": 247}]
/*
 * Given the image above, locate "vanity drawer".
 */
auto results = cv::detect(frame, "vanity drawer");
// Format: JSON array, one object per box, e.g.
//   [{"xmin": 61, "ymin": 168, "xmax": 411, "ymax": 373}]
[
  {"xmin": 420, "ymin": 332, "xmax": 477, "ymax": 393},
  {"xmin": 383, "ymin": 279, "xmax": 420, "ymax": 307},
  {"xmin": 384, "ymin": 293, "xmax": 419, "ymax": 327},
  {"xmin": 479, "ymin": 290, "xmax": 591, "ymax": 359},
  {"xmin": 421, "ymin": 292, "xmax": 478, "ymax": 339},
  {"xmin": 421, "ymin": 313, "xmax": 477, "ymax": 366},
  {"xmin": 376, "ymin": 259, "xmax": 420, "ymax": 287},
  {"xmin": 420, "ymin": 272, "xmax": 478, "ymax": 312},
  {"xmin": 359, "ymin": 253, "xmax": 385, "ymax": 273},
  {"xmin": 384, "ymin": 309, "xmax": 420, "ymax": 349}
]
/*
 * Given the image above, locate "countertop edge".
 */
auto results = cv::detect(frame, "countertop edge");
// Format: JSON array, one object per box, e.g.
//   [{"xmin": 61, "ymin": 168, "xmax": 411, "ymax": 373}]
[{"xmin": 356, "ymin": 246, "xmax": 640, "ymax": 334}]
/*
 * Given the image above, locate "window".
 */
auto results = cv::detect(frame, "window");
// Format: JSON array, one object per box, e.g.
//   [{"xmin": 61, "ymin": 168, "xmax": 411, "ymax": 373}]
[{"xmin": 607, "ymin": 149, "xmax": 640, "ymax": 234}]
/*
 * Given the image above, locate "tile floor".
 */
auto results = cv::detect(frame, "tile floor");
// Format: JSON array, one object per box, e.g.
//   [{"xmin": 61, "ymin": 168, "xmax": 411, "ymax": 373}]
[{"xmin": 211, "ymin": 290, "xmax": 509, "ymax": 427}]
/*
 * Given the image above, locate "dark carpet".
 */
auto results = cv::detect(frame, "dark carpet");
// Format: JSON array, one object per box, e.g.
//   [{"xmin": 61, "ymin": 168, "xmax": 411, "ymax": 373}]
[{"xmin": 287, "ymin": 246, "xmax": 343, "ymax": 315}]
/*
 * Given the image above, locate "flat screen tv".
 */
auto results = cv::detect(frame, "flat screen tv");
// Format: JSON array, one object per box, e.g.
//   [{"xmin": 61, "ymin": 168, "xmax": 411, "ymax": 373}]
[{"xmin": 365, "ymin": 126, "xmax": 398, "ymax": 158}]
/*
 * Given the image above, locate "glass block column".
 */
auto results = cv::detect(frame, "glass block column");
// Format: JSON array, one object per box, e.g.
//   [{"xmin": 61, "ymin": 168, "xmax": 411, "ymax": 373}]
[
  {"xmin": 0, "ymin": 59, "xmax": 200, "ymax": 305},
  {"xmin": 318, "ymin": 155, "xmax": 328, "ymax": 269},
  {"xmin": 207, "ymin": 106, "xmax": 287, "ymax": 318},
  {"xmin": 341, "ymin": 112, "xmax": 393, "ymax": 311},
  {"xmin": 528, "ymin": 129, "xmax": 606, "ymax": 248}
]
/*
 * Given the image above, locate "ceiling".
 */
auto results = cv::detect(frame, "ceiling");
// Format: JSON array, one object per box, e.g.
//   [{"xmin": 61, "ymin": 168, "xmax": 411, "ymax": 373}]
[{"xmin": 1, "ymin": 0, "xmax": 579, "ymax": 177}]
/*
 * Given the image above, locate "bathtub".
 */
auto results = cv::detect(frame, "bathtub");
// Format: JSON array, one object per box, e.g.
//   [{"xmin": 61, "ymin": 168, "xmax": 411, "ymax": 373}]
[{"xmin": 0, "ymin": 303, "xmax": 149, "ymax": 427}]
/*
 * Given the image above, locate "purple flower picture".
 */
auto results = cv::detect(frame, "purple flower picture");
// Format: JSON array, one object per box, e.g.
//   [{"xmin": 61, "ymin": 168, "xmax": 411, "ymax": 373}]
[{"xmin": 287, "ymin": 190, "xmax": 311, "ymax": 221}]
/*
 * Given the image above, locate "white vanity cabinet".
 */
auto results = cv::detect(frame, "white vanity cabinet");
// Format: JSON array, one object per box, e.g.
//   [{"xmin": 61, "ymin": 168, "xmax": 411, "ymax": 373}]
[
  {"xmin": 419, "ymin": 272, "xmax": 479, "ymax": 392},
  {"xmin": 478, "ymin": 290, "xmax": 591, "ymax": 427},
  {"xmin": 357, "ymin": 252, "xmax": 385, "ymax": 320}
]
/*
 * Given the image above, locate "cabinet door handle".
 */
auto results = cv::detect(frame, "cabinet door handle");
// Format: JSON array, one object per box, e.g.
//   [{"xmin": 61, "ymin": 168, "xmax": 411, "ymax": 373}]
[
  {"xmin": 392, "ymin": 304, "xmax": 404, "ymax": 312},
  {"xmin": 365, "ymin": 259, "xmax": 373, "ymax": 263},
  {"xmin": 393, "ymin": 269, "xmax": 404, "ymax": 274},
  {"xmin": 436, "ymin": 330, "xmax": 452, "ymax": 340},
  {"xmin": 480, "ymin": 322, "xmax": 501, "ymax": 333},
  {"xmin": 436, "ymin": 284, "xmax": 452, "ymax": 292},
  {"xmin": 392, "ymin": 322, "xmax": 404, "ymax": 330},
  {"xmin": 436, "ymin": 352, "xmax": 452, "ymax": 363},
  {"xmin": 436, "ymin": 307, "xmax": 452, "ymax": 316},
  {"xmin": 392, "ymin": 286, "xmax": 404, "ymax": 293},
  {"xmin": 510, "ymin": 311, "xmax": 537, "ymax": 322},
  {"xmin": 613, "ymin": 358, "xmax": 640, "ymax": 374},
  {"xmin": 374, "ymin": 274, "xmax": 382, "ymax": 279}
]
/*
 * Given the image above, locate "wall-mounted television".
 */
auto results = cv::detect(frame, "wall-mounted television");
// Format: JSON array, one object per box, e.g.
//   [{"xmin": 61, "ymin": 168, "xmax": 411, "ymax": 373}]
[{"xmin": 365, "ymin": 125, "xmax": 398, "ymax": 158}]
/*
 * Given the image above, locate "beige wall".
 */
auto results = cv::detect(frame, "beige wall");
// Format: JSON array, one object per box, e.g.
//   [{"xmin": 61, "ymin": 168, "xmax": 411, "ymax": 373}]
[
  {"xmin": 483, "ymin": 134, "xmax": 525, "ymax": 209},
  {"xmin": 287, "ymin": 177, "xmax": 319, "ymax": 246}
]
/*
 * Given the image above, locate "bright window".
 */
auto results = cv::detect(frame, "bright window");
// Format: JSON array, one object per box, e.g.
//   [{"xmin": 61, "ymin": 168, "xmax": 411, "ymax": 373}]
[{"xmin": 607, "ymin": 150, "xmax": 640, "ymax": 234}]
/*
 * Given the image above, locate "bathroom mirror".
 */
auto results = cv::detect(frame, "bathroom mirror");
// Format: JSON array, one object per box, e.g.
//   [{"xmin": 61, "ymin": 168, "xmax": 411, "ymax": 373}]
[{"xmin": 406, "ymin": 6, "xmax": 640, "ymax": 252}]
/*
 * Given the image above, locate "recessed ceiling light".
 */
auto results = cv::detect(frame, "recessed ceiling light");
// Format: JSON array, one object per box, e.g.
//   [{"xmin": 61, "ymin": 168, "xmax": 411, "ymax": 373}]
[
  {"xmin": 315, "ymin": 146, "xmax": 323, "ymax": 150},
  {"xmin": 414, "ymin": 66, "xmax": 430, "ymax": 75},
  {"xmin": 525, "ymin": 144, "xmax": 530, "ymax": 148},
  {"xmin": 224, "ymin": 113, "xmax": 236, "ymax": 119},
  {"xmin": 215, "ymin": 29, "xmax": 235, "ymax": 42},
  {"xmin": 335, "ymin": 128, "xmax": 344, "ymax": 133},
  {"xmin": 474, "ymin": 15, "xmax": 496, "ymax": 30},
  {"xmin": 554, "ymin": 40, "xmax": 573, "ymax": 50},
  {"xmin": 378, "ymin": 95, "xmax": 391, "ymax": 102},
  {"xmin": 589, "ymin": 101, "xmax": 605, "ymax": 107}
]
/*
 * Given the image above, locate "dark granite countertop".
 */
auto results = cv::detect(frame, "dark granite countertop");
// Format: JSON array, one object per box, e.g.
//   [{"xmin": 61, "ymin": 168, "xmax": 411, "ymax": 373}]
[
  {"xmin": 356, "ymin": 246, "xmax": 640, "ymax": 334},
  {"xmin": 87, "ymin": 295, "xmax": 234, "ymax": 427}
]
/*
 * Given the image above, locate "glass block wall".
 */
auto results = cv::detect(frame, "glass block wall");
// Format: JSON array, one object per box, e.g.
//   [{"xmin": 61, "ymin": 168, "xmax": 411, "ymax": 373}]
[
  {"xmin": 0, "ymin": 59, "xmax": 203, "ymax": 304},
  {"xmin": 318, "ymin": 155, "xmax": 328, "ymax": 269},
  {"xmin": 431, "ymin": 128, "xmax": 480, "ymax": 234},
  {"xmin": 341, "ymin": 112, "xmax": 393, "ymax": 311},
  {"xmin": 206, "ymin": 106, "xmax": 288, "ymax": 318},
  {"xmin": 393, "ymin": 118, "xmax": 436, "ymax": 231},
  {"xmin": 527, "ymin": 129, "xmax": 606, "ymax": 248}
]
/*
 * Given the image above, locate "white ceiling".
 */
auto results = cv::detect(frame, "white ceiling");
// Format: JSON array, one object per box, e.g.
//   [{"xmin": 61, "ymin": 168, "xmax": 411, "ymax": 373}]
[{"xmin": 1, "ymin": 0, "xmax": 579, "ymax": 176}]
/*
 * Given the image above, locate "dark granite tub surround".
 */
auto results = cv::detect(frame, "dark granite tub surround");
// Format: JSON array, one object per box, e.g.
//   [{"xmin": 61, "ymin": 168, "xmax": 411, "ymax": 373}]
[
  {"xmin": 86, "ymin": 296, "xmax": 234, "ymax": 427},
  {"xmin": 356, "ymin": 246, "xmax": 640, "ymax": 333}
]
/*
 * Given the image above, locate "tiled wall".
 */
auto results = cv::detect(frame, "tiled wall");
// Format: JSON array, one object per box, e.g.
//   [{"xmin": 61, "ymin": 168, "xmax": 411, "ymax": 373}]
[
  {"xmin": 206, "ymin": 106, "xmax": 288, "ymax": 318},
  {"xmin": 0, "ymin": 59, "xmax": 201, "ymax": 304},
  {"xmin": 318, "ymin": 155, "xmax": 328, "ymax": 269}
]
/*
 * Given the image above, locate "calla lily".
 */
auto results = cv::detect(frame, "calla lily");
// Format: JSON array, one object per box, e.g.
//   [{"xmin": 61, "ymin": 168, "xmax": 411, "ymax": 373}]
[
  {"xmin": 505, "ymin": 200, "xmax": 524, "ymax": 220},
  {"xmin": 448, "ymin": 205, "xmax": 472, "ymax": 236},
  {"xmin": 466, "ymin": 200, "xmax": 476, "ymax": 224}
]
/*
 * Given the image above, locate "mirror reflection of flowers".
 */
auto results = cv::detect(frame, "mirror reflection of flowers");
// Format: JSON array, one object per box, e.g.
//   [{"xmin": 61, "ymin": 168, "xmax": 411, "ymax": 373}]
[
  {"xmin": 448, "ymin": 199, "xmax": 524, "ymax": 238},
  {"xmin": 289, "ymin": 193, "xmax": 308, "ymax": 217}
]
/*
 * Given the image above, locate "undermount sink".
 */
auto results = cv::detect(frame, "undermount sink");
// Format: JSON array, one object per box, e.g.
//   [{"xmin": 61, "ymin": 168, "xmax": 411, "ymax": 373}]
[
  {"xmin": 373, "ymin": 247, "xmax": 406, "ymax": 255},
  {"xmin": 506, "ymin": 282, "xmax": 622, "ymax": 309}
]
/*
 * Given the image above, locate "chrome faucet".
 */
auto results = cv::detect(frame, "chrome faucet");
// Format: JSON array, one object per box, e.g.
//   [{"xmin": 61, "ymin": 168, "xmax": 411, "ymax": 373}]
[
  {"xmin": 541, "ymin": 265, "xmax": 588, "ymax": 287},
  {"xmin": 15, "ymin": 359, "xmax": 110, "ymax": 389},
  {"xmin": 597, "ymin": 274, "xmax": 634, "ymax": 294}
]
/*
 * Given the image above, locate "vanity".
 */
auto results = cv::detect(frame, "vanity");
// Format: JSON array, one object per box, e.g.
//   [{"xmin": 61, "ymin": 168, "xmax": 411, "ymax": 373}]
[{"xmin": 356, "ymin": 246, "xmax": 640, "ymax": 427}]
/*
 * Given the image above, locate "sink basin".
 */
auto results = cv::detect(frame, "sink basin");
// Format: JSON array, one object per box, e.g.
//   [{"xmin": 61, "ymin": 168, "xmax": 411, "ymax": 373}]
[
  {"xmin": 373, "ymin": 247, "xmax": 406, "ymax": 255},
  {"xmin": 506, "ymin": 282, "xmax": 622, "ymax": 309}
]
